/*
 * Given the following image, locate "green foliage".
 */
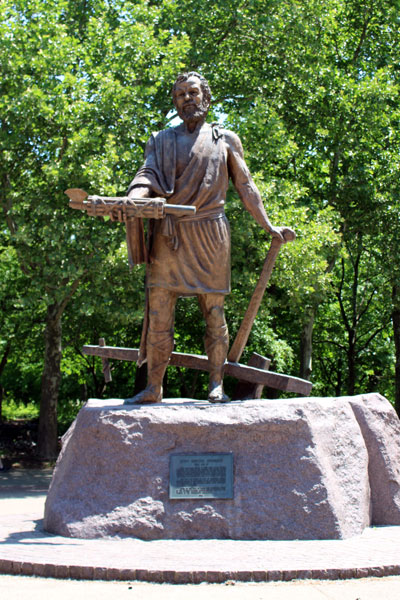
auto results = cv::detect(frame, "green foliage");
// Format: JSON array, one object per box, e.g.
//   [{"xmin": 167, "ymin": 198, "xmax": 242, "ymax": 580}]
[
  {"xmin": 2, "ymin": 399, "xmax": 39, "ymax": 421},
  {"xmin": 1, "ymin": 0, "xmax": 400, "ymax": 434},
  {"xmin": 0, "ymin": 0, "xmax": 191, "ymax": 437}
]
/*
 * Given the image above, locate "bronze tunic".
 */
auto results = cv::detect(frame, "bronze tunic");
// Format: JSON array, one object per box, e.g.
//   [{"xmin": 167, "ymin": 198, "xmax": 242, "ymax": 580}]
[{"xmin": 129, "ymin": 123, "xmax": 231, "ymax": 296}]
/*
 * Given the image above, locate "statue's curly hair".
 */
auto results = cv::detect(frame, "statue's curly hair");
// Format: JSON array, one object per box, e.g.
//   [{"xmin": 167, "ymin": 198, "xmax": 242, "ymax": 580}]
[{"xmin": 172, "ymin": 72, "xmax": 211, "ymax": 107}]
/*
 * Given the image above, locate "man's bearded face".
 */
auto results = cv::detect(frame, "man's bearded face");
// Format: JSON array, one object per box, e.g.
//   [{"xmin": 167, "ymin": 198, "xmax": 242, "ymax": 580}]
[{"xmin": 174, "ymin": 76, "xmax": 209, "ymax": 123}]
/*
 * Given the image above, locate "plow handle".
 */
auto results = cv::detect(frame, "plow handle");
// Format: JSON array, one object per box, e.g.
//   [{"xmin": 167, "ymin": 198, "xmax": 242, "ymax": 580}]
[{"xmin": 228, "ymin": 228, "xmax": 295, "ymax": 364}]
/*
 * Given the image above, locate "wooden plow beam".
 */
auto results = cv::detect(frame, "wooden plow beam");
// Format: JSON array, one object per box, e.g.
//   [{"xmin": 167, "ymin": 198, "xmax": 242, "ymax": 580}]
[{"xmin": 82, "ymin": 344, "xmax": 313, "ymax": 396}]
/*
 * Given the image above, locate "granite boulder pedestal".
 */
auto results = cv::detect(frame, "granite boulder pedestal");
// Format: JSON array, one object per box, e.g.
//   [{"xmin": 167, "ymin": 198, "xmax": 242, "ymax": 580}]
[{"xmin": 44, "ymin": 393, "xmax": 400, "ymax": 541}]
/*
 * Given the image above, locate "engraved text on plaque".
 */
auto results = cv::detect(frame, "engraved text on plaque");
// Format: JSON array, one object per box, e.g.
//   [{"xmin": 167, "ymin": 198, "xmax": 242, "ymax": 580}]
[{"xmin": 169, "ymin": 453, "xmax": 233, "ymax": 499}]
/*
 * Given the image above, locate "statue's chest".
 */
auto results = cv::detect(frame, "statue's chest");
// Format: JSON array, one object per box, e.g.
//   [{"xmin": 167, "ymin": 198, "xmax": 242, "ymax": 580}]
[{"xmin": 175, "ymin": 132, "xmax": 209, "ymax": 177}]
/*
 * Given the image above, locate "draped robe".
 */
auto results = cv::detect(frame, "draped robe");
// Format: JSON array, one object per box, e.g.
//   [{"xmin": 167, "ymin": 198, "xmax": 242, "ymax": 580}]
[{"xmin": 128, "ymin": 123, "xmax": 231, "ymax": 296}]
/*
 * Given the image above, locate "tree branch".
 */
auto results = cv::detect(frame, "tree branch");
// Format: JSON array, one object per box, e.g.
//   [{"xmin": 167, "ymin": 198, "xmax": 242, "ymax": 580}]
[
  {"xmin": 55, "ymin": 270, "xmax": 88, "ymax": 322},
  {"xmin": 351, "ymin": 10, "xmax": 372, "ymax": 64},
  {"xmin": 336, "ymin": 258, "xmax": 351, "ymax": 332}
]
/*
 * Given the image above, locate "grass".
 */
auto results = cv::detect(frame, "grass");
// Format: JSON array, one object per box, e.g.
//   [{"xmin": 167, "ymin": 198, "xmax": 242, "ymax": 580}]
[{"xmin": 1, "ymin": 398, "xmax": 39, "ymax": 421}]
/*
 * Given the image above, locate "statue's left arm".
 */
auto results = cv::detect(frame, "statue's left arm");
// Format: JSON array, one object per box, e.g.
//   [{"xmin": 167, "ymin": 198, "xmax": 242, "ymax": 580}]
[{"xmin": 226, "ymin": 131, "xmax": 284, "ymax": 241}]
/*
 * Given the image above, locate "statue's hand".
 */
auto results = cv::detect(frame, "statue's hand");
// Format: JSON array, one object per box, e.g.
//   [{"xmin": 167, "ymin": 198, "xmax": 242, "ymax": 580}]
[
  {"xmin": 268, "ymin": 225, "xmax": 285, "ymax": 242},
  {"xmin": 268, "ymin": 226, "xmax": 296, "ymax": 243},
  {"xmin": 109, "ymin": 202, "xmax": 126, "ymax": 223}
]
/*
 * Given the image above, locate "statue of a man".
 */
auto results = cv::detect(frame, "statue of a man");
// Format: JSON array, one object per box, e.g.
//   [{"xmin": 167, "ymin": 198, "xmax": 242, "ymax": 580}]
[{"xmin": 125, "ymin": 72, "xmax": 284, "ymax": 404}]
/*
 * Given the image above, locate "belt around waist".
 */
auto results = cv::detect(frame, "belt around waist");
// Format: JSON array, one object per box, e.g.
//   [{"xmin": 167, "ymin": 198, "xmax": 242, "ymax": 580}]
[
  {"xmin": 160, "ymin": 209, "xmax": 226, "ymax": 249},
  {"xmin": 175, "ymin": 208, "xmax": 226, "ymax": 223}
]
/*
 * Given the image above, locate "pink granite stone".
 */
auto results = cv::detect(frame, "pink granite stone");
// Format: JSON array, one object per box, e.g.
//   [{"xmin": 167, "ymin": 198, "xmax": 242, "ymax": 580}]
[
  {"xmin": 42, "ymin": 395, "xmax": 390, "ymax": 540},
  {"xmin": 348, "ymin": 393, "xmax": 400, "ymax": 525}
]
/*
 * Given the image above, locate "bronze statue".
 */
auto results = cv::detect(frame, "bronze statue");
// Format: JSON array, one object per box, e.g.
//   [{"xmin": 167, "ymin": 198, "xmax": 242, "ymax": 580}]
[{"xmin": 121, "ymin": 72, "xmax": 287, "ymax": 404}]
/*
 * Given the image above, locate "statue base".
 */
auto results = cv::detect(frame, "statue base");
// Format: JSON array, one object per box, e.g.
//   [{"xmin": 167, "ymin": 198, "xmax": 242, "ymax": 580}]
[{"xmin": 44, "ymin": 393, "xmax": 400, "ymax": 540}]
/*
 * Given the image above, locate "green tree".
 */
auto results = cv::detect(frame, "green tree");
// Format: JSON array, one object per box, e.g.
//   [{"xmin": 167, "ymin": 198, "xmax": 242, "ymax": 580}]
[
  {"xmin": 2, "ymin": 0, "xmax": 400, "ymax": 445},
  {"xmin": 163, "ymin": 0, "xmax": 400, "ymax": 402},
  {"xmin": 0, "ymin": 0, "xmax": 189, "ymax": 457}
]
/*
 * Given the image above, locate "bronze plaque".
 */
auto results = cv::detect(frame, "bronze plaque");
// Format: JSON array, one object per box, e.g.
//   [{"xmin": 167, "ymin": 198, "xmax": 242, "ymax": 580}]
[{"xmin": 169, "ymin": 453, "xmax": 233, "ymax": 499}]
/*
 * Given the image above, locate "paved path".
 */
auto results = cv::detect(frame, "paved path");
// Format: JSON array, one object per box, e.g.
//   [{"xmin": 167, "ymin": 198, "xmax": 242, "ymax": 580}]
[
  {"xmin": 1, "ymin": 574, "xmax": 400, "ymax": 600},
  {"xmin": 1, "ymin": 468, "xmax": 400, "ymax": 592}
]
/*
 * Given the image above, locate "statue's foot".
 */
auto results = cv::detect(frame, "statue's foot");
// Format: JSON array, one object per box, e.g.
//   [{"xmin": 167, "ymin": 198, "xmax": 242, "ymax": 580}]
[
  {"xmin": 124, "ymin": 385, "xmax": 162, "ymax": 405},
  {"xmin": 208, "ymin": 383, "xmax": 230, "ymax": 404}
]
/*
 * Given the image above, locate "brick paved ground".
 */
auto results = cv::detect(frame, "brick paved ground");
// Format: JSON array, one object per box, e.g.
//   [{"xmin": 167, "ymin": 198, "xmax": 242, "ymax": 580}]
[
  {"xmin": 1, "ymin": 575, "xmax": 400, "ymax": 600},
  {"xmin": 1, "ymin": 468, "xmax": 400, "ymax": 583}
]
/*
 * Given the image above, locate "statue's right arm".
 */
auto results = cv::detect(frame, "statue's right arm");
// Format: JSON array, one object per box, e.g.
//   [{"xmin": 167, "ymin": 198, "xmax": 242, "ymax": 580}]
[
  {"xmin": 126, "ymin": 137, "xmax": 157, "ymax": 200},
  {"xmin": 127, "ymin": 185, "xmax": 152, "ymax": 199}
]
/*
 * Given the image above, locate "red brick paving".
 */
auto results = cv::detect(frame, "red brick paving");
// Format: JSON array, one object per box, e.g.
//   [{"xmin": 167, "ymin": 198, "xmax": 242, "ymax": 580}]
[{"xmin": 1, "ymin": 509, "xmax": 400, "ymax": 583}]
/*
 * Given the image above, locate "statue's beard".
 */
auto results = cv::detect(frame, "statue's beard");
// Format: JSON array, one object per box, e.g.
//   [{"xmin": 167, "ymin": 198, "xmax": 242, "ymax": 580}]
[{"xmin": 176, "ymin": 101, "xmax": 209, "ymax": 124}]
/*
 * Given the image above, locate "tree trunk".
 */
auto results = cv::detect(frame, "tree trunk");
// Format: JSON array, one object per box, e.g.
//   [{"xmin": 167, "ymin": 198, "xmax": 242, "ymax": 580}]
[
  {"xmin": 37, "ymin": 303, "xmax": 62, "ymax": 460},
  {"xmin": 300, "ymin": 308, "xmax": 316, "ymax": 380},
  {"xmin": 347, "ymin": 329, "xmax": 356, "ymax": 396},
  {"xmin": 335, "ymin": 356, "xmax": 343, "ymax": 397},
  {"xmin": 0, "ymin": 341, "xmax": 11, "ymax": 421},
  {"xmin": 393, "ymin": 285, "xmax": 400, "ymax": 416}
]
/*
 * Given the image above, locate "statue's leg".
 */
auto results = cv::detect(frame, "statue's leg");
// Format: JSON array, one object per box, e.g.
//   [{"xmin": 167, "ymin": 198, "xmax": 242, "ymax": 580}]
[
  {"xmin": 125, "ymin": 287, "xmax": 176, "ymax": 404},
  {"xmin": 198, "ymin": 293, "xmax": 230, "ymax": 403}
]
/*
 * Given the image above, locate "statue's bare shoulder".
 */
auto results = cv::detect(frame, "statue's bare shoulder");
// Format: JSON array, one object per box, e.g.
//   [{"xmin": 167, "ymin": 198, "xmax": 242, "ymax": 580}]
[
  {"xmin": 220, "ymin": 128, "xmax": 244, "ymax": 155},
  {"xmin": 218, "ymin": 128, "xmax": 250, "ymax": 183}
]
